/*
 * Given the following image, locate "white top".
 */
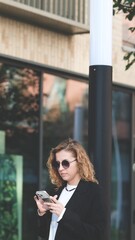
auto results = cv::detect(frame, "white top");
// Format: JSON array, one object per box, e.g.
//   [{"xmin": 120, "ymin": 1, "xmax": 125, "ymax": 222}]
[{"xmin": 48, "ymin": 184, "xmax": 77, "ymax": 240}]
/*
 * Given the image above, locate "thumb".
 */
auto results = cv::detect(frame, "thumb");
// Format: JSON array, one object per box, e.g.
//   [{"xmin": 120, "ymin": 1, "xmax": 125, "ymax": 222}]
[
  {"xmin": 54, "ymin": 195, "xmax": 58, "ymax": 199},
  {"xmin": 34, "ymin": 195, "xmax": 38, "ymax": 202},
  {"xmin": 50, "ymin": 195, "xmax": 58, "ymax": 203}
]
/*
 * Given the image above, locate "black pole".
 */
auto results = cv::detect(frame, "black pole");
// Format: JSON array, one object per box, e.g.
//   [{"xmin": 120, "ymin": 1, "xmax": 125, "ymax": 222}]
[
  {"xmin": 89, "ymin": 66, "xmax": 112, "ymax": 240},
  {"xmin": 89, "ymin": 1, "xmax": 112, "ymax": 240}
]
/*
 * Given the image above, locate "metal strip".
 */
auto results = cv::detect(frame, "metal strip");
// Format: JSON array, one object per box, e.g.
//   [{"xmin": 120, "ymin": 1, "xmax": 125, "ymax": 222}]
[{"xmin": 131, "ymin": 93, "xmax": 135, "ymax": 240}]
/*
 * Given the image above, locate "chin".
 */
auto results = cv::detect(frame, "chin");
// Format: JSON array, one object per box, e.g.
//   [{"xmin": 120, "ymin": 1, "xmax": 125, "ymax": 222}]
[{"xmin": 61, "ymin": 175, "xmax": 69, "ymax": 181}]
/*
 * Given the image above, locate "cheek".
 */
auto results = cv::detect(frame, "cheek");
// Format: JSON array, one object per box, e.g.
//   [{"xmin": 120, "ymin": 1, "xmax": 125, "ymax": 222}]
[{"xmin": 71, "ymin": 166, "xmax": 79, "ymax": 175}]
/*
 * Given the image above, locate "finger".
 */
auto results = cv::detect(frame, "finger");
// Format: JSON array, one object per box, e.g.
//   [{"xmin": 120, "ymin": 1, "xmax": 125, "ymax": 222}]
[
  {"xmin": 54, "ymin": 195, "xmax": 58, "ymax": 199},
  {"xmin": 34, "ymin": 196, "xmax": 38, "ymax": 202},
  {"xmin": 50, "ymin": 196, "xmax": 58, "ymax": 203},
  {"xmin": 45, "ymin": 202, "xmax": 52, "ymax": 206},
  {"xmin": 45, "ymin": 203, "xmax": 53, "ymax": 210}
]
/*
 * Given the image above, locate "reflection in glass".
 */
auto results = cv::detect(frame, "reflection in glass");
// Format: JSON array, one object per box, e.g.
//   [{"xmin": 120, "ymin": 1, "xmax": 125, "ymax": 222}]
[
  {"xmin": 0, "ymin": 153, "xmax": 23, "ymax": 240},
  {"xmin": 0, "ymin": 63, "xmax": 40, "ymax": 240},
  {"xmin": 42, "ymin": 73, "xmax": 89, "ymax": 190},
  {"xmin": 111, "ymin": 91, "xmax": 131, "ymax": 240}
]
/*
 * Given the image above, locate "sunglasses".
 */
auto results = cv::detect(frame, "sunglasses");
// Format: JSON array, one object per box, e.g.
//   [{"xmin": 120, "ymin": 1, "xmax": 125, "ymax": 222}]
[{"xmin": 52, "ymin": 159, "xmax": 77, "ymax": 169}]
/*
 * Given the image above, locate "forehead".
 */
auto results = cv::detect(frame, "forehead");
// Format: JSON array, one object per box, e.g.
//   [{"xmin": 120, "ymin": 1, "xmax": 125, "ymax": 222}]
[{"xmin": 55, "ymin": 150, "xmax": 73, "ymax": 160}]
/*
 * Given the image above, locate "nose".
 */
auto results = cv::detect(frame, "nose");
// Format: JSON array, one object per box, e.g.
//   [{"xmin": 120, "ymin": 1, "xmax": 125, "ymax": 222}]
[{"xmin": 58, "ymin": 162, "xmax": 64, "ymax": 171}]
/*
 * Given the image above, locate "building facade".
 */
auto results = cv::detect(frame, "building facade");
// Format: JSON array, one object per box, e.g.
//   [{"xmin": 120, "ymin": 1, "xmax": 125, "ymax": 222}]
[{"xmin": 0, "ymin": 1, "xmax": 135, "ymax": 240}]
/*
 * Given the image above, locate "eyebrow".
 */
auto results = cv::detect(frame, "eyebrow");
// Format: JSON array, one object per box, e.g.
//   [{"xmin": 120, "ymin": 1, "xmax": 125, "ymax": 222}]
[{"xmin": 55, "ymin": 159, "xmax": 67, "ymax": 162}]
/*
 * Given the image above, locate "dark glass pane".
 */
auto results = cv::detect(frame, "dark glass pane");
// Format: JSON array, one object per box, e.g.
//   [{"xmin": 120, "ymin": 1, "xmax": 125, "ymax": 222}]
[
  {"xmin": 0, "ymin": 63, "xmax": 40, "ymax": 240},
  {"xmin": 41, "ymin": 73, "xmax": 88, "ymax": 190},
  {"xmin": 111, "ymin": 90, "xmax": 131, "ymax": 240}
]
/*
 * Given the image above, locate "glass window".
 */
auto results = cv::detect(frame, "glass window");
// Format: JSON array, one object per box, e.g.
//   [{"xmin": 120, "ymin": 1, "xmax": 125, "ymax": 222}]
[
  {"xmin": 111, "ymin": 90, "xmax": 131, "ymax": 240},
  {"xmin": 0, "ymin": 60, "xmax": 133, "ymax": 240},
  {"xmin": 41, "ymin": 73, "xmax": 89, "ymax": 190},
  {"xmin": 0, "ymin": 63, "xmax": 40, "ymax": 240}
]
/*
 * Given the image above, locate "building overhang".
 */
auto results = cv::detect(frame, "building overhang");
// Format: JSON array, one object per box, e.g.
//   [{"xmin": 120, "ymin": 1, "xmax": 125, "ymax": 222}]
[{"xmin": 0, "ymin": 0, "xmax": 90, "ymax": 34}]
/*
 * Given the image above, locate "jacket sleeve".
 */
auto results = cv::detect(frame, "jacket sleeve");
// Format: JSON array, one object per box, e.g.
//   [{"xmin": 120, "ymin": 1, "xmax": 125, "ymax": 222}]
[
  {"xmin": 37, "ymin": 187, "xmax": 63, "ymax": 239},
  {"xmin": 37, "ymin": 211, "xmax": 51, "ymax": 239}
]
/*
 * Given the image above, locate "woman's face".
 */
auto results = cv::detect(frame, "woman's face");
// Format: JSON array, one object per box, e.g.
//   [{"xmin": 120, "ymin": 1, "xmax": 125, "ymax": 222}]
[{"xmin": 55, "ymin": 149, "xmax": 81, "ymax": 185}]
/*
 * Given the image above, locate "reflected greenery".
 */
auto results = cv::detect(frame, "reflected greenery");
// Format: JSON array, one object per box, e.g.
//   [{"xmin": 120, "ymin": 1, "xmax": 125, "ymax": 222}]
[
  {"xmin": 0, "ymin": 64, "xmax": 39, "ymax": 131},
  {"xmin": 0, "ymin": 63, "xmax": 40, "ymax": 240},
  {"xmin": 0, "ymin": 156, "xmax": 17, "ymax": 240},
  {"xmin": 0, "ymin": 64, "xmax": 40, "ymax": 154}
]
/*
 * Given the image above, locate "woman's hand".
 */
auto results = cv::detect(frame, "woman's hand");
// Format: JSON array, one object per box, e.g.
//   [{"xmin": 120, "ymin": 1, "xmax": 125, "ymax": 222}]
[
  {"xmin": 34, "ymin": 195, "xmax": 50, "ymax": 214},
  {"xmin": 46, "ymin": 196, "xmax": 64, "ymax": 217}
]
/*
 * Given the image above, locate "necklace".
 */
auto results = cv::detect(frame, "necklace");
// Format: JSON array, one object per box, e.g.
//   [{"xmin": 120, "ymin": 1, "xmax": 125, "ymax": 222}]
[{"xmin": 65, "ymin": 187, "xmax": 76, "ymax": 192}]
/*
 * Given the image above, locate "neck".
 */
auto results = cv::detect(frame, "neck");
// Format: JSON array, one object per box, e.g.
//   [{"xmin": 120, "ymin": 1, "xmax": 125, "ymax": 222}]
[{"xmin": 67, "ymin": 177, "xmax": 81, "ymax": 186}]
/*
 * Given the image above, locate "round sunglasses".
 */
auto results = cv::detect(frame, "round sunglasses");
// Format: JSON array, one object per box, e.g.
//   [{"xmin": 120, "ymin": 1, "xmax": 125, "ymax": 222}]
[{"xmin": 52, "ymin": 159, "xmax": 77, "ymax": 169}]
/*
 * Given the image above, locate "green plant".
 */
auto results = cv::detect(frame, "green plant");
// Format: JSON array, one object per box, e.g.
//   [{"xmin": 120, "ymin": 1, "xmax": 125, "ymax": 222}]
[{"xmin": 0, "ymin": 156, "xmax": 18, "ymax": 240}]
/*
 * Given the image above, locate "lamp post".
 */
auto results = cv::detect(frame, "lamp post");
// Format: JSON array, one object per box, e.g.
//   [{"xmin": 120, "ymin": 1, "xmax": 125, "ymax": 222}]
[{"xmin": 89, "ymin": 1, "xmax": 112, "ymax": 239}]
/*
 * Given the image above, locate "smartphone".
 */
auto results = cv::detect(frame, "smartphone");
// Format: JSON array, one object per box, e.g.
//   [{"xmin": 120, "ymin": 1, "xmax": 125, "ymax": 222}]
[{"xmin": 36, "ymin": 190, "xmax": 52, "ymax": 202}]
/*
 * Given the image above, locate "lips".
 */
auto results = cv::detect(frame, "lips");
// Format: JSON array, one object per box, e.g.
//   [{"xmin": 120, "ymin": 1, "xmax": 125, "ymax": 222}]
[{"xmin": 60, "ymin": 173, "xmax": 67, "ymax": 178}]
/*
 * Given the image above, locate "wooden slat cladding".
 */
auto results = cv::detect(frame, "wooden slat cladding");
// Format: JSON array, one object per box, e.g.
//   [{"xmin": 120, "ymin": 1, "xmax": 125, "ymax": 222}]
[{"xmin": 12, "ymin": 0, "xmax": 89, "ymax": 25}]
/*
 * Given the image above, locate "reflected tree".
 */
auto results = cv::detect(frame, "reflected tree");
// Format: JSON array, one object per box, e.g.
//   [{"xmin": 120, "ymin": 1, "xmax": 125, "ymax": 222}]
[{"xmin": 0, "ymin": 64, "xmax": 40, "ymax": 154}]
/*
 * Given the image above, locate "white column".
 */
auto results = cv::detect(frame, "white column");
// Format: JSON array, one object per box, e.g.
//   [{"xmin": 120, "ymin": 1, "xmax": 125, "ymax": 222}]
[{"xmin": 90, "ymin": 0, "xmax": 112, "ymax": 66}]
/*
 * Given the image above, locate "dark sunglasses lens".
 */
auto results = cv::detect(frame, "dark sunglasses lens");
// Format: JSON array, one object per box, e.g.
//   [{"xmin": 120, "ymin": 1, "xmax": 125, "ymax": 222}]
[
  {"xmin": 52, "ymin": 161, "xmax": 60, "ymax": 169},
  {"xmin": 52, "ymin": 160, "xmax": 70, "ymax": 169},
  {"xmin": 62, "ymin": 160, "xmax": 70, "ymax": 169}
]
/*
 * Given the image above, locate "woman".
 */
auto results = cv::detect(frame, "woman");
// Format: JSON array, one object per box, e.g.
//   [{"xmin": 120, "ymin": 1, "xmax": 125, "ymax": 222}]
[{"xmin": 34, "ymin": 138, "xmax": 106, "ymax": 240}]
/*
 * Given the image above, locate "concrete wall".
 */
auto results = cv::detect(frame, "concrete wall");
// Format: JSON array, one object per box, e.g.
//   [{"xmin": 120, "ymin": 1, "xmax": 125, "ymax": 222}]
[
  {"xmin": 0, "ymin": 14, "xmax": 135, "ymax": 87},
  {"xmin": 0, "ymin": 16, "xmax": 89, "ymax": 75},
  {"xmin": 113, "ymin": 13, "xmax": 135, "ymax": 87}
]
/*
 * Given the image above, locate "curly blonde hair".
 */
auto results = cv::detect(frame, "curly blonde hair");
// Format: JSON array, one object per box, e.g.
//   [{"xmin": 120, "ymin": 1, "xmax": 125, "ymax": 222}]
[{"xmin": 47, "ymin": 138, "xmax": 98, "ymax": 188}]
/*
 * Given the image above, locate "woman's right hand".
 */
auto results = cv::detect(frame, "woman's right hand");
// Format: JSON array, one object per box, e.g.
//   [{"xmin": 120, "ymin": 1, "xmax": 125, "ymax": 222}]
[{"xmin": 34, "ymin": 195, "xmax": 50, "ymax": 214}]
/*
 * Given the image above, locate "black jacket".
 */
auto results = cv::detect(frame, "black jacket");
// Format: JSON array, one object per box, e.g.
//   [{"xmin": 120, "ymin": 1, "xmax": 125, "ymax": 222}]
[{"xmin": 38, "ymin": 180, "xmax": 106, "ymax": 240}]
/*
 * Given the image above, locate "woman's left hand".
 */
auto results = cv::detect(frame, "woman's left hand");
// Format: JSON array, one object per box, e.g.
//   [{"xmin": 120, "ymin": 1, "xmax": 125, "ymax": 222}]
[{"xmin": 46, "ymin": 195, "xmax": 64, "ymax": 217}]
